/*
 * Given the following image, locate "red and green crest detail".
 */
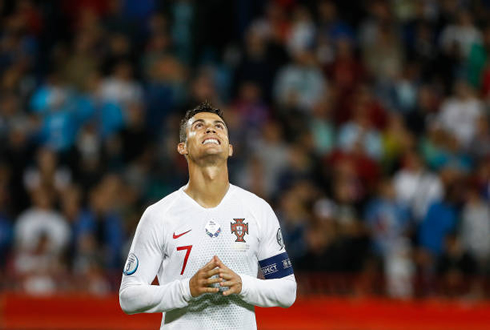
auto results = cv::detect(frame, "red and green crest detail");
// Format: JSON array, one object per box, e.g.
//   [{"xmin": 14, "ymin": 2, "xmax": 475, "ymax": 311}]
[{"xmin": 231, "ymin": 218, "xmax": 248, "ymax": 242}]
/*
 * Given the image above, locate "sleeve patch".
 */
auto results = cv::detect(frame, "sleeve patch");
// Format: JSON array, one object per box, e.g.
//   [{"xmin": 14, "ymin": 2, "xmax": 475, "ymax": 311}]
[
  {"xmin": 123, "ymin": 253, "xmax": 139, "ymax": 276},
  {"xmin": 276, "ymin": 228, "xmax": 285, "ymax": 250},
  {"xmin": 259, "ymin": 252, "xmax": 294, "ymax": 279}
]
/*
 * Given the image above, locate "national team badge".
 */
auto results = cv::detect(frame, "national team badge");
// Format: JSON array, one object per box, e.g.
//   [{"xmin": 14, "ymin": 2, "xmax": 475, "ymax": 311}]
[
  {"xmin": 231, "ymin": 218, "xmax": 248, "ymax": 242},
  {"xmin": 205, "ymin": 220, "xmax": 221, "ymax": 238}
]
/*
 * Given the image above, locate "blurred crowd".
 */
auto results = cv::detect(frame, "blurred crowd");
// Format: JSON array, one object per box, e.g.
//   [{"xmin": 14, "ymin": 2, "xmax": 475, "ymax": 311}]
[{"xmin": 0, "ymin": 0, "xmax": 489, "ymax": 299}]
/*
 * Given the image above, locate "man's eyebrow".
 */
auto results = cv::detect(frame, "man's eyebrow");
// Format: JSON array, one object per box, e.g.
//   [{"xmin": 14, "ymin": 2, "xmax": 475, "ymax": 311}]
[
  {"xmin": 191, "ymin": 119, "xmax": 204, "ymax": 125},
  {"xmin": 190, "ymin": 118, "xmax": 227, "ymax": 127}
]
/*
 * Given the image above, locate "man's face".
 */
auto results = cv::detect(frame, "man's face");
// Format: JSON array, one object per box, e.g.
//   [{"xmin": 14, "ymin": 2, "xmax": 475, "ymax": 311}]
[{"xmin": 178, "ymin": 112, "xmax": 233, "ymax": 162}]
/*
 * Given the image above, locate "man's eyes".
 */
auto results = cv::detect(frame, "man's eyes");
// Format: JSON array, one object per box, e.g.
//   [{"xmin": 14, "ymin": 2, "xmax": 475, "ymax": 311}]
[{"xmin": 193, "ymin": 123, "xmax": 225, "ymax": 130}]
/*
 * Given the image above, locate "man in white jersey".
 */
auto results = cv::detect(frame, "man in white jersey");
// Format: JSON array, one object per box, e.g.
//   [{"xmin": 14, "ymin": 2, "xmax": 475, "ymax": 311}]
[{"xmin": 119, "ymin": 102, "xmax": 297, "ymax": 329}]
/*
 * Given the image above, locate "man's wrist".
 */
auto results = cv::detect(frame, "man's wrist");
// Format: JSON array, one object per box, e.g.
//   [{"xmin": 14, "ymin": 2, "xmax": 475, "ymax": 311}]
[
  {"xmin": 180, "ymin": 278, "xmax": 192, "ymax": 302},
  {"xmin": 238, "ymin": 273, "xmax": 252, "ymax": 298}
]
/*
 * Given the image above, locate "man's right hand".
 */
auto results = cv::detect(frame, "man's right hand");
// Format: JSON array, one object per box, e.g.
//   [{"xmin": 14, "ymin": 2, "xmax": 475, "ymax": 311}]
[{"xmin": 189, "ymin": 256, "xmax": 222, "ymax": 297}]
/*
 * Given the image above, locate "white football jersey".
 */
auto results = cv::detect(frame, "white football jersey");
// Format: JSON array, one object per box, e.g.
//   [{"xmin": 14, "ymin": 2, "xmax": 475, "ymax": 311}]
[{"xmin": 119, "ymin": 184, "xmax": 295, "ymax": 330}]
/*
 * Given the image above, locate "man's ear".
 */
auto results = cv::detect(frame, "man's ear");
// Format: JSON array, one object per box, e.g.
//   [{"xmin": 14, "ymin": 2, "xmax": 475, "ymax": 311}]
[
  {"xmin": 228, "ymin": 144, "xmax": 233, "ymax": 157},
  {"xmin": 177, "ymin": 142, "xmax": 188, "ymax": 155}
]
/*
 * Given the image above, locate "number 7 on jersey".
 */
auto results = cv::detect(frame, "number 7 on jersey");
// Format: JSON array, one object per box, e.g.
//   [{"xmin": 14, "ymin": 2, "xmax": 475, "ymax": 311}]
[{"xmin": 176, "ymin": 245, "xmax": 193, "ymax": 275}]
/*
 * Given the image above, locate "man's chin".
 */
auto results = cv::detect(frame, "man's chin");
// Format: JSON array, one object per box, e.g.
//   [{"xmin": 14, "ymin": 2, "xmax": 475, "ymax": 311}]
[{"xmin": 190, "ymin": 151, "xmax": 228, "ymax": 164}]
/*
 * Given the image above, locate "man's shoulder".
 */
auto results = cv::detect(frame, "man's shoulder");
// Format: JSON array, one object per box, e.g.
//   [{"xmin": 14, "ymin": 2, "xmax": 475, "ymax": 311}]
[
  {"xmin": 144, "ymin": 189, "xmax": 183, "ymax": 217},
  {"xmin": 231, "ymin": 184, "xmax": 270, "ymax": 209}
]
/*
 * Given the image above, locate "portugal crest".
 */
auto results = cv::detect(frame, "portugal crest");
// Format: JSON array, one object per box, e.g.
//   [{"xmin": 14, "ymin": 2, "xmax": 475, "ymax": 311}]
[{"xmin": 231, "ymin": 218, "xmax": 248, "ymax": 242}]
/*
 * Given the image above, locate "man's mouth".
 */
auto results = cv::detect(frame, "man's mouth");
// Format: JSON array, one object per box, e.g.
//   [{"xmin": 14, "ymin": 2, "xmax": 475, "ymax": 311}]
[{"xmin": 202, "ymin": 138, "xmax": 220, "ymax": 145}]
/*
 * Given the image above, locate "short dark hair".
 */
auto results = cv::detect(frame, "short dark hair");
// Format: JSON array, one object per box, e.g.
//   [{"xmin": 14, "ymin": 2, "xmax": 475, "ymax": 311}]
[{"xmin": 179, "ymin": 101, "xmax": 225, "ymax": 142}]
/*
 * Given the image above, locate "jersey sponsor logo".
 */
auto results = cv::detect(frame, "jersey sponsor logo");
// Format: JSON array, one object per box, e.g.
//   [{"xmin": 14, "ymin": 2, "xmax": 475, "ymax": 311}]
[
  {"xmin": 123, "ymin": 253, "xmax": 139, "ymax": 276},
  {"xmin": 205, "ymin": 220, "xmax": 221, "ymax": 238},
  {"xmin": 173, "ymin": 229, "xmax": 192, "ymax": 239},
  {"xmin": 230, "ymin": 218, "xmax": 248, "ymax": 242},
  {"xmin": 259, "ymin": 252, "xmax": 294, "ymax": 279},
  {"xmin": 276, "ymin": 228, "xmax": 285, "ymax": 250}
]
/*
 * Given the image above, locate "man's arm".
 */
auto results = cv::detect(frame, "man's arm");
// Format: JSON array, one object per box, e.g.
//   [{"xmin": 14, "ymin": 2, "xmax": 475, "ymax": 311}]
[
  {"xmin": 216, "ymin": 256, "xmax": 296, "ymax": 308},
  {"xmin": 119, "ymin": 207, "xmax": 224, "ymax": 314},
  {"xmin": 120, "ymin": 259, "xmax": 222, "ymax": 314},
  {"xmin": 240, "ymin": 273, "xmax": 296, "ymax": 308},
  {"xmin": 119, "ymin": 208, "xmax": 190, "ymax": 314}
]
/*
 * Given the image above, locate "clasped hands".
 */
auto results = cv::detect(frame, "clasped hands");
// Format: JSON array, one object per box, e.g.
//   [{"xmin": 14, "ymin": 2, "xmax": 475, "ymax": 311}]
[{"xmin": 189, "ymin": 255, "xmax": 242, "ymax": 297}]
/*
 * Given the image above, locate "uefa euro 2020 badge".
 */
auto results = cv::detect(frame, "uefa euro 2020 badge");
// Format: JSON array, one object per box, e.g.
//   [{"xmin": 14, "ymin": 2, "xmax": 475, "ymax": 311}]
[
  {"xmin": 276, "ymin": 228, "xmax": 285, "ymax": 250},
  {"xmin": 205, "ymin": 220, "xmax": 221, "ymax": 238},
  {"xmin": 123, "ymin": 253, "xmax": 139, "ymax": 276}
]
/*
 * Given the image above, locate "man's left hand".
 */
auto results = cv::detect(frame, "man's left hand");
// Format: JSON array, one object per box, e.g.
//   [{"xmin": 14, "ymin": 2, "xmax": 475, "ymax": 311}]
[{"xmin": 215, "ymin": 256, "xmax": 242, "ymax": 296}]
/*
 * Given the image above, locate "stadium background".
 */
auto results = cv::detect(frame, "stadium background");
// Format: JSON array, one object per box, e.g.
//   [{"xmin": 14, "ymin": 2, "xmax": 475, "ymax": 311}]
[{"xmin": 0, "ymin": 0, "xmax": 489, "ymax": 329}]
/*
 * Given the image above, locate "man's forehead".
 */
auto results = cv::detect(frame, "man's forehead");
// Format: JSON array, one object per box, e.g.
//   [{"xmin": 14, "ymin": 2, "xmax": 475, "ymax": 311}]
[{"xmin": 187, "ymin": 112, "xmax": 225, "ymax": 125}]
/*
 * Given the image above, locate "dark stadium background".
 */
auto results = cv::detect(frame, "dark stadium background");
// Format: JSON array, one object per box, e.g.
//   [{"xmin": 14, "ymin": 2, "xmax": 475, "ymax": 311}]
[{"xmin": 0, "ymin": 0, "xmax": 489, "ymax": 329}]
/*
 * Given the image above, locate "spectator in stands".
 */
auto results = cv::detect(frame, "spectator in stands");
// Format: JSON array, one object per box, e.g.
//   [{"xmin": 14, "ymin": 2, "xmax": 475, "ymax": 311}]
[
  {"xmin": 14, "ymin": 186, "xmax": 70, "ymax": 256},
  {"xmin": 404, "ymin": 85, "xmax": 439, "ymax": 136},
  {"xmin": 98, "ymin": 60, "xmax": 143, "ymax": 111},
  {"xmin": 14, "ymin": 232, "xmax": 63, "ymax": 295},
  {"xmin": 276, "ymin": 184, "xmax": 310, "ymax": 264},
  {"xmin": 338, "ymin": 105, "xmax": 383, "ymax": 160},
  {"xmin": 437, "ymin": 80, "xmax": 483, "ymax": 149},
  {"xmin": 0, "ymin": 94, "xmax": 29, "ymax": 143},
  {"xmin": 324, "ymin": 37, "xmax": 365, "ymax": 98},
  {"xmin": 468, "ymin": 115, "xmax": 490, "ymax": 161},
  {"xmin": 13, "ymin": 186, "xmax": 69, "ymax": 294},
  {"xmin": 365, "ymin": 178, "xmax": 411, "ymax": 259},
  {"xmin": 273, "ymin": 49, "xmax": 327, "ymax": 112},
  {"xmin": 421, "ymin": 126, "xmax": 473, "ymax": 172},
  {"xmin": 363, "ymin": 23, "xmax": 404, "ymax": 82},
  {"xmin": 437, "ymin": 233, "xmax": 477, "ymax": 297},
  {"xmin": 393, "ymin": 150, "xmax": 444, "ymax": 222},
  {"xmin": 232, "ymin": 81, "xmax": 270, "ymax": 134},
  {"xmin": 460, "ymin": 186, "xmax": 490, "ymax": 274},
  {"xmin": 61, "ymin": 31, "xmax": 100, "ymax": 90},
  {"xmin": 248, "ymin": 120, "xmax": 289, "ymax": 198},
  {"xmin": 23, "ymin": 147, "xmax": 72, "ymax": 195},
  {"xmin": 234, "ymin": 25, "xmax": 285, "ymax": 103},
  {"xmin": 381, "ymin": 113, "xmax": 414, "ymax": 172},
  {"xmin": 145, "ymin": 55, "xmax": 186, "ymax": 134},
  {"xmin": 286, "ymin": 5, "xmax": 316, "ymax": 57},
  {"xmin": 308, "ymin": 99, "xmax": 335, "ymax": 157},
  {"xmin": 317, "ymin": 0, "xmax": 354, "ymax": 44},
  {"xmin": 298, "ymin": 196, "xmax": 337, "ymax": 271},
  {"xmin": 30, "ymin": 73, "xmax": 79, "ymax": 152},
  {"xmin": 330, "ymin": 177, "xmax": 370, "ymax": 273},
  {"xmin": 439, "ymin": 11, "xmax": 482, "ymax": 59},
  {"xmin": 418, "ymin": 182, "xmax": 462, "ymax": 257},
  {"xmin": 71, "ymin": 175, "xmax": 124, "ymax": 270}
]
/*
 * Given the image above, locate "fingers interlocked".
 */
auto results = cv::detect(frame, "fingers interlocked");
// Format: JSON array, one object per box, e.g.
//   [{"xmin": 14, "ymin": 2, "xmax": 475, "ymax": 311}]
[
  {"xmin": 216, "ymin": 256, "xmax": 242, "ymax": 296},
  {"xmin": 189, "ymin": 256, "xmax": 242, "ymax": 297},
  {"xmin": 189, "ymin": 258, "xmax": 222, "ymax": 297}
]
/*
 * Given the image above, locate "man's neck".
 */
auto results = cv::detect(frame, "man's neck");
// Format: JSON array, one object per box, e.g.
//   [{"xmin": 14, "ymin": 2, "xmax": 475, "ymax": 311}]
[{"xmin": 184, "ymin": 162, "xmax": 230, "ymax": 208}]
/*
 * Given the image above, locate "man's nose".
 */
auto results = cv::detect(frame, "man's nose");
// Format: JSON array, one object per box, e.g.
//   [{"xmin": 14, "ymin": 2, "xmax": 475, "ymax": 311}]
[{"xmin": 206, "ymin": 125, "xmax": 216, "ymax": 133}]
